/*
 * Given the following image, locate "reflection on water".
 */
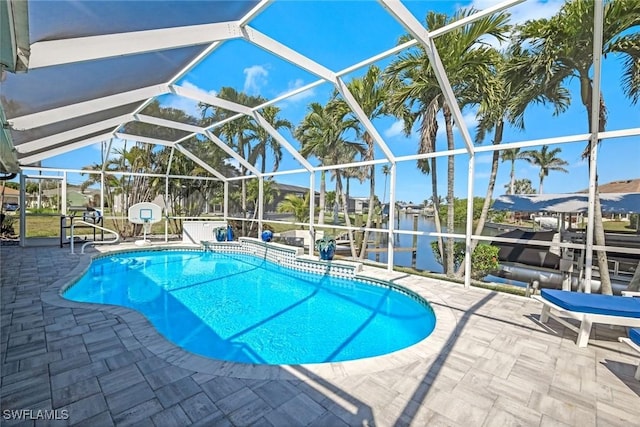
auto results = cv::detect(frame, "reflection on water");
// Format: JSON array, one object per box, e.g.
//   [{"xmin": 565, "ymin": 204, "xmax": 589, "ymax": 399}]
[{"xmin": 365, "ymin": 213, "xmax": 524, "ymax": 286}]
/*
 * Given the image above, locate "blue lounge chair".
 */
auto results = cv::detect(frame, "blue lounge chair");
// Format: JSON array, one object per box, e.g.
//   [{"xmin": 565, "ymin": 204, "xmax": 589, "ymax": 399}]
[
  {"xmin": 619, "ymin": 328, "xmax": 640, "ymax": 380},
  {"xmin": 533, "ymin": 289, "xmax": 640, "ymax": 347}
]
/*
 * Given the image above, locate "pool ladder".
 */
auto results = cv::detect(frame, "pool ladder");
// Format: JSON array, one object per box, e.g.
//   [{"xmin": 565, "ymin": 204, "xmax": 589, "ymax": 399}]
[{"xmin": 70, "ymin": 220, "xmax": 120, "ymax": 254}]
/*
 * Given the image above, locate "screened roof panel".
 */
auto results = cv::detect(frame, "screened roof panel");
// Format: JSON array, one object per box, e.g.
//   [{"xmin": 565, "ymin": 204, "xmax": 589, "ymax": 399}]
[
  {"xmin": 29, "ymin": 0, "xmax": 259, "ymax": 42},
  {"xmin": 10, "ymin": 102, "xmax": 143, "ymax": 147},
  {"xmin": 16, "ymin": 128, "xmax": 112, "ymax": 160},
  {"xmin": 1, "ymin": 45, "xmax": 207, "ymax": 119},
  {"xmin": 118, "ymin": 121, "xmax": 194, "ymax": 142}
]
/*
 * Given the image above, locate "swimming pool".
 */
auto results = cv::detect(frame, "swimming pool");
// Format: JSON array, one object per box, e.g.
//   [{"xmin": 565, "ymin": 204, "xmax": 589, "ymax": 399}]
[{"xmin": 63, "ymin": 250, "xmax": 436, "ymax": 365}]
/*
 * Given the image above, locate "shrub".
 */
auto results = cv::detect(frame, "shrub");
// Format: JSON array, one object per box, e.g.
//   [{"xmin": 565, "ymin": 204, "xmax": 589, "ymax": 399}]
[{"xmin": 430, "ymin": 241, "xmax": 500, "ymax": 280}]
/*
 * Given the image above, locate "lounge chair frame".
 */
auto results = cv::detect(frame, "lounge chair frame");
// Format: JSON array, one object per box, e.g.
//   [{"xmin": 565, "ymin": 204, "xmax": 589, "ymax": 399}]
[
  {"xmin": 532, "ymin": 294, "xmax": 640, "ymax": 348},
  {"xmin": 618, "ymin": 335, "xmax": 640, "ymax": 380}
]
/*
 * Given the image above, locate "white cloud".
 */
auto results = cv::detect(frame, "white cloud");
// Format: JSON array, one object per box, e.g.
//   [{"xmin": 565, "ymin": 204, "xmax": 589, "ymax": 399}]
[
  {"xmin": 469, "ymin": 0, "xmax": 563, "ymax": 24},
  {"xmin": 276, "ymin": 79, "xmax": 316, "ymax": 105},
  {"xmin": 475, "ymin": 153, "xmax": 493, "ymax": 164},
  {"xmin": 243, "ymin": 65, "xmax": 269, "ymax": 96},
  {"xmin": 384, "ymin": 120, "xmax": 406, "ymax": 138},
  {"xmin": 468, "ymin": 0, "xmax": 563, "ymax": 48},
  {"xmin": 163, "ymin": 81, "xmax": 217, "ymax": 118}
]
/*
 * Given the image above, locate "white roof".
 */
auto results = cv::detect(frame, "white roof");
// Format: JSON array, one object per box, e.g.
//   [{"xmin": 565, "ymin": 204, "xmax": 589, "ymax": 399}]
[{"xmin": 492, "ymin": 193, "xmax": 640, "ymax": 214}]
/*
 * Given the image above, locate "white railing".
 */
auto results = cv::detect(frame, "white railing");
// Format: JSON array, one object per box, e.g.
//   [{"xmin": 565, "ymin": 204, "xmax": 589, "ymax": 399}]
[{"xmin": 70, "ymin": 220, "xmax": 120, "ymax": 254}]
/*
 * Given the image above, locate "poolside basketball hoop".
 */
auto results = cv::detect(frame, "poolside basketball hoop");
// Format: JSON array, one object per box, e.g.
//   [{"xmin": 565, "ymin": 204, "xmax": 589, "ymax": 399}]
[{"xmin": 128, "ymin": 202, "xmax": 162, "ymax": 246}]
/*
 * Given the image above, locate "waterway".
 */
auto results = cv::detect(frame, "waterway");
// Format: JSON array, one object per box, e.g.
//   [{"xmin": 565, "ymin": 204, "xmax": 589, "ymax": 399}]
[{"xmin": 365, "ymin": 212, "xmax": 526, "ymax": 287}]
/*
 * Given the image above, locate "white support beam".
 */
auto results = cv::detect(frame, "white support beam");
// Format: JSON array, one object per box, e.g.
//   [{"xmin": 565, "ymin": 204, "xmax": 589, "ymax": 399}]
[
  {"xmin": 334, "ymin": 77, "xmax": 396, "ymax": 162},
  {"xmin": 258, "ymin": 176, "xmax": 264, "ymax": 235},
  {"xmin": 173, "ymin": 144, "xmax": 226, "ymax": 181},
  {"xmin": 170, "ymin": 84, "xmax": 253, "ymax": 115},
  {"xmin": 308, "ymin": 172, "xmax": 316, "ymax": 255},
  {"xmin": 239, "ymin": 0, "xmax": 274, "ymax": 26},
  {"xmin": 9, "ymin": 84, "xmax": 169, "ymax": 130},
  {"xmin": 429, "ymin": 0, "xmax": 525, "ymax": 39},
  {"xmin": 15, "ymin": 115, "xmax": 132, "ymax": 154},
  {"xmin": 203, "ymin": 130, "xmax": 261, "ymax": 177},
  {"xmin": 396, "ymin": 148, "xmax": 468, "ymax": 163},
  {"xmin": 583, "ymin": 1, "xmax": 606, "ymax": 293},
  {"xmin": 387, "ymin": 162, "xmax": 397, "ymax": 271},
  {"xmin": 251, "ymin": 111, "xmax": 314, "ymax": 171},
  {"xmin": 378, "ymin": 0, "xmax": 475, "ymax": 154},
  {"xmin": 242, "ymin": 26, "xmax": 336, "ymax": 82},
  {"xmin": 29, "ymin": 21, "xmax": 244, "ymax": 68},
  {"xmin": 464, "ymin": 155, "xmax": 475, "ymax": 288},
  {"xmin": 114, "ymin": 133, "xmax": 177, "ymax": 147}
]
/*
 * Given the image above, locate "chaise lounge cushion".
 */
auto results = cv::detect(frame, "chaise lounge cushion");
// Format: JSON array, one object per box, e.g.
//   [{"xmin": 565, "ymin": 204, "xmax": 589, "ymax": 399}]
[
  {"xmin": 631, "ymin": 328, "xmax": 640, "ymax": 346},
  {"xmin": 540, "ymin": 289, "xmax": 640, "ymax": 319}
]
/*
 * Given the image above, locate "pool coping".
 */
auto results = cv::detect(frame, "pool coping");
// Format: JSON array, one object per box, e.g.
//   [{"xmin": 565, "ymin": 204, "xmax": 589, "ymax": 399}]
[{"xmin": 42, "ymin": 242, "xmax": 459, "ymax": 380}]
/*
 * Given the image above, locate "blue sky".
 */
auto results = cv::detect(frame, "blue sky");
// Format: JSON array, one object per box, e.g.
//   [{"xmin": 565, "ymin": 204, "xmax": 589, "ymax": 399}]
[{"xmin": 39, "ymin": 0, "xmax": 639, "ymax": 203}]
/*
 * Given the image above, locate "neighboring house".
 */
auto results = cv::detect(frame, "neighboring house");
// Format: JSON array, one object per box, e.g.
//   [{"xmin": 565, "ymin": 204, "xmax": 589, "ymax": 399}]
[
  {"xmin": 578, "ymin": 178, "xmax": 640, "ymax": 220},
  {"xmin": 1, "ymin": 186, "xmax": 19, "ymax": 206},
  {"xmin": 270, "ymin": 183, "xmax": 319, "ymax": 213}
]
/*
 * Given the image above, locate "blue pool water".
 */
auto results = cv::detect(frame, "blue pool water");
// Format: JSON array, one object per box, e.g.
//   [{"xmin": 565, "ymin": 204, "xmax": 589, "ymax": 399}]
[{"xmin": 64, "ymin": 250, "xmax": 436, "ymax": 364}]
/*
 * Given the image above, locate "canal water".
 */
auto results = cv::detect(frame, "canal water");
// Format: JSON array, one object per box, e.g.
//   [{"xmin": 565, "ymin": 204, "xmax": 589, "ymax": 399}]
[{"xmin": 366, "ymin": 212, "xmax": 526, "ymax": 286}]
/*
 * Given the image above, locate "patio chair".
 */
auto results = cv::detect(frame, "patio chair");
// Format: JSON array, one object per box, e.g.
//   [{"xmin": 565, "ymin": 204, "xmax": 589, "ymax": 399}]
[
  {"xmin": 532, "ymin": 289, "xmax": 640, "ymax": 347},
  {"xmin": 619, "ymin": 328, "xmax": 640, "ymax": 380}
]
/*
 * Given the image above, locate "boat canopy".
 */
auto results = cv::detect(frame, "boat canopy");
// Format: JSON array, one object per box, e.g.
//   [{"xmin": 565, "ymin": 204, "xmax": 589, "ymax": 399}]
[{"xmin": 492, "ymin": 193, "xmax": 640, "ymax": 214}]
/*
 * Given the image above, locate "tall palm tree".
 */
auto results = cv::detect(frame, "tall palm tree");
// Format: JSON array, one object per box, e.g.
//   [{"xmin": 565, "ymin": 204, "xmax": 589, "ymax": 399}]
[
  {"xmin": 385, "ymin": 8, "xmax": 510, "ymax": 276},
  {"xmin": 335, "ymin": 65, "xmax": 389, "ymax": 259},
  {"xmin": 297, "ymin": 101, "xmax": 364, "ymax": 257},
  {"xmin": 381, "ymin": 164, "xmax": 390, "ymax": 206},
  {"xmin": 295, "ymin": 103, "xmax": 332, "ymax": 225},
  {"xmin": 522, "ymin": 145, "xmax": 569, "ymax": 194},
  {"xmin": 201, "ymin": 87, "xmax": 265, "ymax": 236},
  {"xmin": 512, "ymin": 0, "xmax": 640, "ymax": 294},
  {"xmin": 500, "ymin": 148, "xmax": 531, "ymax": 195},
  {"xmin": 246, "ymin": 106, "xmax": 292, "ymax": 174},
  {"xmin": 456, "ymin": 48, "xmax": 569, "ymax": 278}
]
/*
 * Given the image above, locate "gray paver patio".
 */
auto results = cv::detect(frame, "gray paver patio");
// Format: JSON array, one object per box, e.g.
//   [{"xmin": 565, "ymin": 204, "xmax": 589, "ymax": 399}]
[{"xmin": 1, "ymin": 243, "xmax": 639, "ymax": 426}]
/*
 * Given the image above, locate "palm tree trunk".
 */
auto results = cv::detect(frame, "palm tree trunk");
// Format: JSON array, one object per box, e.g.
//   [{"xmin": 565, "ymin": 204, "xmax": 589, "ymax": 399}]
[
  {"xmin": 456, "ymin": 122, "xmax": 503, "ymax": 277},
  {"xmin": 430, "ymin": 162, "xmax": 444, "ymax": 271},
  {"xmin": 336, "ymin": 171, "xmax": 357, "ymax": 258},
  {"xmin": 584, "ymin": 82, "xmax": 612, "ymax": 294},
  {"xmin": 539, "ymin": 176, "xmax": 544, "ymax": 195},
  {"xmin": 593, "ymin": 181, "xmax": 612, "ymax": 294},
  {"xmin": 318, "ymin": 170, "xmax": 325, "ymax": 225},
  {"xmin": 509, "ymin": 161, "xmax": 515, "ymax": 195},
  {"xmin": 444, "ymin": 107, "xmax": 455, "ymax": 277},
  {"xmin": 359, "ymin": 134, "xmax": 376, "ymax": 259}
]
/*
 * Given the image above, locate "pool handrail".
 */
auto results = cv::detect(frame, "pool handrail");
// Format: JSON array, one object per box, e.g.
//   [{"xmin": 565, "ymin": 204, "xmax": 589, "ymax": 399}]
[{"xmin": 70, "ymin": 220, "xmax": 120, "ymax": 254}]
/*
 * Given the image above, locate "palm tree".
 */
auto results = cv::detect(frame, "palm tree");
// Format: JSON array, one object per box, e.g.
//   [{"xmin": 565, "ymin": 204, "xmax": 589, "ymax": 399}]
[
  {"xmin": 335, "ymin": 65, "xmax": 389, "ymax": 259},
  {"xmin": 246, "ymin": 178, "xmax": 280, "ymax": 234},
  {"xmin": 246, "ymin": 106, "xmax": 292, "ymax": 174},
  {"xmin": 522, "ymin": 145, "xmax": 569, "ymax": 194},
  {"xmin": 277, "ymin": 193, "xmax": 310, "ymax": 225},
  {"xmin": 297, "ymin": 101, "xmax": 364, "ymax": 257},
  {"xmin": 381, "ymin": 164, "xmax": 390, "ymax": 206},
  {"xmin": 385, "ymin": 8, "xmax": 510, "ymax": 276},
  {"xmin": 456, "ymin": 48, "xmax": 569, "ymax": 278},
  {"xmin": 500, "ymin": 148, "xmax": 528, "ymax": 195},
  {"xmin": 507, "ymin": 178, "xmax": 536, "ymax": 195},
  {"xmin": 295, "ymin": 103, "xmax": 332, "ymax": 225},
  {"xmin": 512, "ymin": 0, "xmax": 640, "ymax": 294},
  {"xmin": 202, "ymin": 88, "xmax": 265, "ymax": 236}
]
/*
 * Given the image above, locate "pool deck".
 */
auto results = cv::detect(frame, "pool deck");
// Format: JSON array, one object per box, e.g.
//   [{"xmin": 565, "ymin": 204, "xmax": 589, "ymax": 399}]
[{"xmin": 1, "ymin": 243, "xmax": 639, "ymax": 426}]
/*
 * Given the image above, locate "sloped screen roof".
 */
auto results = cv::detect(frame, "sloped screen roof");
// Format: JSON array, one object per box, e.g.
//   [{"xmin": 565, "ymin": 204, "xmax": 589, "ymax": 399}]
[{"xmin": 492, "ymin": 193, "xmax": 640, "ymax": 214}]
